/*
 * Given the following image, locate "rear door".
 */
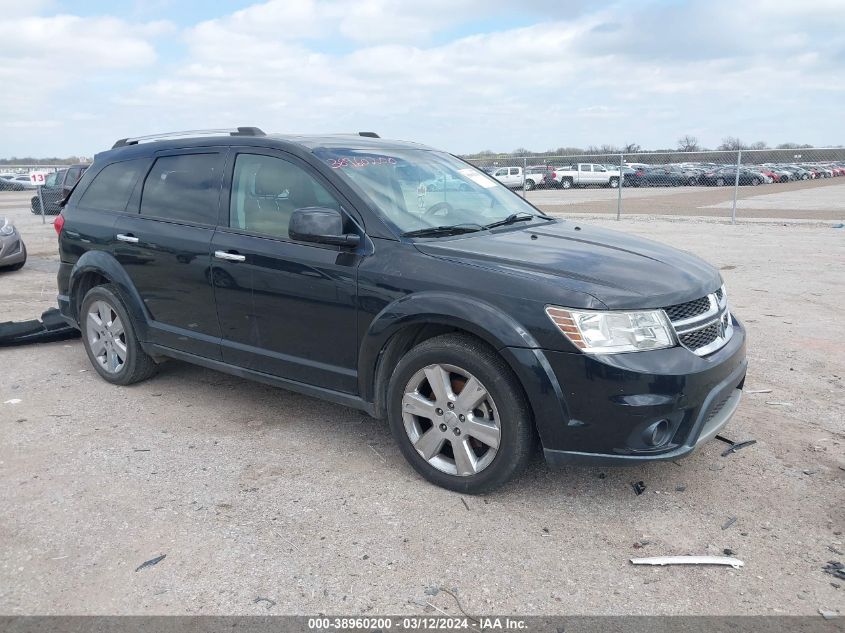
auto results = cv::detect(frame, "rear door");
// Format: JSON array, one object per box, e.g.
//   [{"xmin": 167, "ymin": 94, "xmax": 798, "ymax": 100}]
[
  {"xmin": 577, "ymin": 163, "xmax": 592, "ymax": 184},
  {"xmin": 112, "ymin": 148, "xmax": 226, "ymax": 359},
  {"xmin": 210, "ymin": 148, "xmax": 361, "ymax": 393}
]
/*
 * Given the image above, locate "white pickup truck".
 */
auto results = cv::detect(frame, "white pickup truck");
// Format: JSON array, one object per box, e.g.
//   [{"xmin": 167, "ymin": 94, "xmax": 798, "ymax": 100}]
[
  {"xmin": 488, "ymin": 166, "xmax": 548, "ymax": 191},
  {"xmin": 549, "ymin": 163, "xmax": 622, "ymax": 189}
]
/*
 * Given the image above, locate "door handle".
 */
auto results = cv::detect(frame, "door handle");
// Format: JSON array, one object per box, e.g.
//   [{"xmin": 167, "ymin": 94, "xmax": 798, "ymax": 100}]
[
  {"xmin": 214, "ymin": 250, "xmax": 246, "ymax": 262},
  {"xmin": 116, "ymin": 233, "xmax": 139, "ymax": 243}
]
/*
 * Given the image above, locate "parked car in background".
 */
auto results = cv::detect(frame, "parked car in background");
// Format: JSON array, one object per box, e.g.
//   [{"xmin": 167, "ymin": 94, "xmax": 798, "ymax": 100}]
[
  {"xmin": 0, "ymin": 216, "xmax": 26, "ymax": 271},
  {"xmin": 628, "ymin": 166, "xmax": 687, "ymax": 187},
  {"xmin": 699, "ymin": 167, "xmax": 766, "ymax": 186},
  {"xmin": 0, "ymin": 175, "xmax": 29, "ymax": 191},
  {"xmin": 30, "ymin": 164, "xmax": 89, "ymax": 215},
  {"xmin": 553, "ymin": 163, "xmax": 622, "ymax": 189},
  {"xmin": 490, "ymin": 166, "xmax": 525, "ymax": 189}
]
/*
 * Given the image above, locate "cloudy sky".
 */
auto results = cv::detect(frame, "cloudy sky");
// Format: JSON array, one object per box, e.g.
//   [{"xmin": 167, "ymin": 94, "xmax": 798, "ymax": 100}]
[{"xmin": 1, "ymin": 0, "xmax": 844, "ymax": 157}]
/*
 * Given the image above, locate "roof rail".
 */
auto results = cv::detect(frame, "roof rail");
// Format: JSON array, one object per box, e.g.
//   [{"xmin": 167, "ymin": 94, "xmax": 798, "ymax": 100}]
[
  {"xmin": 358, "ymin": 131, "xmax": 380, "ymax": 138},
  {"xmin": 111, "ymin": 127, "xmax": 265, "ymax": 149}
]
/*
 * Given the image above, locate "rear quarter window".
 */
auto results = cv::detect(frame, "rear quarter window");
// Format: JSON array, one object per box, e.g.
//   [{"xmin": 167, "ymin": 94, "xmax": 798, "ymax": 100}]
[{"xmin": 77, "ymin": 159, "xmax": 148, "ymax": 212}]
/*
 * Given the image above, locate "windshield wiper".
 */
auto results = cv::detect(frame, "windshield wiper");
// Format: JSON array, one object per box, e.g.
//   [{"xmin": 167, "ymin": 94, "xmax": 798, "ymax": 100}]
[
  {"xmin": 401, "ymin": 224, "xmax": 483, "ymax": 238},
  {"xmin": 482, "ymin": 212, "xmax": 537, "ymax": 230}
]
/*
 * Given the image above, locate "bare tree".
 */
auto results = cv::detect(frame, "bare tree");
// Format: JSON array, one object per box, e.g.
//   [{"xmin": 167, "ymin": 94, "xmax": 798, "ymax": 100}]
[
  {"xmin": 623, "ymin": 143, "xmax": 641, "ymax": 153},
  {"xmin": 749, "ymin": 141, "xmax": 768, "ymax": 150},
  {"xmin": 718, "ymin": 136, "xmax": 746, "ymax": 151},
  {"xmin": 677, "ymin": 135, "xmax": 700, "ymax": 152}
]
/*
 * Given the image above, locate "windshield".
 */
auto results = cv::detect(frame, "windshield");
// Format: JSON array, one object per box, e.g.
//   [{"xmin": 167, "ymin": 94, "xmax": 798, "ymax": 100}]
[{"xmin": 313, "ymin": 148, "xmax": 544, "ymax": 236}]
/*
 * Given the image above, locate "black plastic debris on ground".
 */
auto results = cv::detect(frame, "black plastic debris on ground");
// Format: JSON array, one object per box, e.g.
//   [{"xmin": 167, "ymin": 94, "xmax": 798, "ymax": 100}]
[
  {"xmin": 631, "ymin": 481, "xmax": 646, "ymax": 495},
  {"xmin": 135, "ymin": 554, "xmax": 166, "ymax": 572},
  {"xmin": 715, "ymin": 434, "xmax": 757, "ymax": 457},
  {"xmin": 823, "ymin": 561, "xmax": 845, "ymax": 581},
  {"xmin": 0, "ymin": 308, "xmax": 79, "ymax": 347}
]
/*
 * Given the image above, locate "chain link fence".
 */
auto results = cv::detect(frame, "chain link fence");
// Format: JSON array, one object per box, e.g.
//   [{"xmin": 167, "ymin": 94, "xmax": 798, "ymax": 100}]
[
  {"xmin": 0, "ymin": 164, "xmax": 89, "ymax": 224},
  {"xmin": 465, "ymin": 148, "xmax": 845, "ymax": 222}
]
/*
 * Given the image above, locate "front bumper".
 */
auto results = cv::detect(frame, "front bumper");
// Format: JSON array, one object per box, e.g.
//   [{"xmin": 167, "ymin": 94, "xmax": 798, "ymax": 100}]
[{"xmin": 507, "ymin": 317, "xmax": 747, "ymax": 466}]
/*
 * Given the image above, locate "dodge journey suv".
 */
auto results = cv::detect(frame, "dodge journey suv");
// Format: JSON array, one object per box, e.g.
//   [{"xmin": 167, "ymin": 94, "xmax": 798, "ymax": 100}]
[{"xmin": 56, "ymin": 127, "xmax": 747, "ymax": 493}]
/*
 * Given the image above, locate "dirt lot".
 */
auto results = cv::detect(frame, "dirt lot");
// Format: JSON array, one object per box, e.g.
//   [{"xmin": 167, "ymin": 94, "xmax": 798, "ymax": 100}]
[{"xmin": 0, "ymin": 190, "xmax": 843, "ymax": 616}]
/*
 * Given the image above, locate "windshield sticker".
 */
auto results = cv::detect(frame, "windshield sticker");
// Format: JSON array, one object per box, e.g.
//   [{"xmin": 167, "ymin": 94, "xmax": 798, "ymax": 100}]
[
  {"xmin": 457, "ymin": 168, "xmax": 497, "ymax": 188},
  {"xmin": 327, "ymin": 156, "xmax": 397, "ymax": 169}
]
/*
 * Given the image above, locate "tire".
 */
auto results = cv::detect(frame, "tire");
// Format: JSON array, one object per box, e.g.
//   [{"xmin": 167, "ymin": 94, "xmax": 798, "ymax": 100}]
[
  {"xmin": 688, "ymin": 177, "xmax": 697, "ymax": 186},
  {"xmin": 79, "ymin": 284, "xmax": 157, "ymax": 386},
  {"xmin": 560, "ymin": 178, "xmax": 573, "ymax": 190},
  {"xmin": 608, "ymin": 177, "xmax": 619, "ymax": 188},
  {"xmin": 387, "ymin": 333, "xmax": 534, "ymax": 494},
  {"xmin": 716, "ymin": 177, "xmax": 726, "ymax": 187},
  {"xmin": 751, "ymin": 178, "xmax": 760, "ymax": 186},
  {"xmin": 524, "ymin": 179, "xmax": 535, "ymax": 191}
]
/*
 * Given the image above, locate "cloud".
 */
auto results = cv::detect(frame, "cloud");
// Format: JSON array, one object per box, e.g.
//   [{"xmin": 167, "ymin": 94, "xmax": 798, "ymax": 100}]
[{"xmin": 0, "ymin": 0, "xmax": 843, "ymax": 156}]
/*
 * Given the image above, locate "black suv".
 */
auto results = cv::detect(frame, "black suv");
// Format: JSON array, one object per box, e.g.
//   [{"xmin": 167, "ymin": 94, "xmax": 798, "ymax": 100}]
[
  {"xmin": 56, "ymin": 128, "xmax": 747, "ymax": 493},
  {"xmin": 31, "ymin": 164, "xmax": 88, "ymax": 215}
]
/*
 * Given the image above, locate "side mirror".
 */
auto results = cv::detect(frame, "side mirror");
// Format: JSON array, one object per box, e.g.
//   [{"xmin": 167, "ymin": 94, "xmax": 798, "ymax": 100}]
[{"xmin": 289, "ymin": 207, "xmax": 361, "ymax": 248}]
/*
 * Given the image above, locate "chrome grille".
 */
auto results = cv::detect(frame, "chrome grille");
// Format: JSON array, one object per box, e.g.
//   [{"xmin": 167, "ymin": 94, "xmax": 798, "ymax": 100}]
[
  {"xmin": 679, "ymin": 322, "xmax": 719, "ymax": 350},
  {"xmin": 664, "ymin": 296, "xmax": 711, "ymax": 321},
  {"xmin": 664, "ymin": 286, "xmax": 732, "ymax": 356}
]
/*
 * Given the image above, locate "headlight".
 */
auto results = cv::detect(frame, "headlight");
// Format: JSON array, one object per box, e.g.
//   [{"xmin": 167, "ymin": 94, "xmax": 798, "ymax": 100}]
[
  {"xmin": 0, "ymin": 217, "xmax": 14, "ymax": 236},
  {"xmin": 546, "ymin": 306, "xmax": 675, "ymax": 354}
]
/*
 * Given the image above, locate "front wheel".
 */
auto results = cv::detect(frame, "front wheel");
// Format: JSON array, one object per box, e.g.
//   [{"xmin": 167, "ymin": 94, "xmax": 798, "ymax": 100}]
[
  {"xmin": 80, "ymin": 284, "xmax": 158, "ymax": 385},
  {"xmin": 608, "ymin": 177, "xmax": 619, "ymax": 188},
  {"xmin": 751, "ymin": 177, "xmax": 760, "ymax": 186},
  {"xmin": 387, "ymin": 334, "xmax": 534, "ymax": 493},
  {"xmin": 524, "ymin": 179, "xmax": 535, "ymax": 191},
  {"xmin": 716, "ymin": 177, "xmax": 726, "ymax": 187}
]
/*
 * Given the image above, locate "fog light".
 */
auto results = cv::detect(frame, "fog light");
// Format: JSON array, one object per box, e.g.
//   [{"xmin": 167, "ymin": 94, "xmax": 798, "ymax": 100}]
[{"xmin": 643, "ymin": 419, "xmax": 671, "ymax": 447}]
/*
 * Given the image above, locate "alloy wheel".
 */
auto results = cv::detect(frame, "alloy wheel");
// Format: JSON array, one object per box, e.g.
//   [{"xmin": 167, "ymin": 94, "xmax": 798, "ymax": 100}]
[
  {"xmin": 401, "ymin": 363, "xmax": 501, "ymax": 476},
  {"xmin": 85, "ymin": 300, "xmax": 127, "ymax": 373}
]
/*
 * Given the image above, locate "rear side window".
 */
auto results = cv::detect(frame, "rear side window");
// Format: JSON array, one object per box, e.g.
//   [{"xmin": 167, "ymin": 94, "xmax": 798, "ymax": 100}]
[
  {"xmin": 140, "ymin": 153, "xmax": 223, "ymax": 225},
  {"xmin": 77, "ymin": 160, "xmax": 147, "ymax": 212}
]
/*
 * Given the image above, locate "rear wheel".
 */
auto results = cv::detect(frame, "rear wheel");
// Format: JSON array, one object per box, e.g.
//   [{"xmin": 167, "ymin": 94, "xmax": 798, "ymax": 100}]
[
  {"xmin": 608, "ymin": 177, "xmax": 619, "ymax": 188},
  {"xmin": 80, "ymin": 284, "xmax": 157, "ymax": 385},
  {"xmin": 560, "ymin": 178, "xmax": 573, "ymax": 190},
  {"xmin": 387, "ymin": 334, "xmax": 534, "ymax": 493},
  {"xmin": 716, "ymin": 177, "xmax": 726, "ymax": 187},
  {"xmin": 751, "ymin": 177, "xmax": 761, "ymax": 186}
]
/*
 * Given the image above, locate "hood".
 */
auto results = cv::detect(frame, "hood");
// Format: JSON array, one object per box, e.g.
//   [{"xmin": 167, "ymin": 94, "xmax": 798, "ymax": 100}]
[{"xmin": 414, "ymin": 220, "xmax": 721, "ymax": 309}]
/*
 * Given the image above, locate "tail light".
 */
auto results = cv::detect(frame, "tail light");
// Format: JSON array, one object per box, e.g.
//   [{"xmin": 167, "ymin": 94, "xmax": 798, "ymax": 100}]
[
  {"xmin": 54, "ymin": 213, "xmax": 65, "ymax": 236},
  {"xmin": 635, "ymin": 170, "xmax": 644, "ymax": 176},
  {"xmin": 551, "ymin": 171, "xmax": 556, "ymax": 178}
]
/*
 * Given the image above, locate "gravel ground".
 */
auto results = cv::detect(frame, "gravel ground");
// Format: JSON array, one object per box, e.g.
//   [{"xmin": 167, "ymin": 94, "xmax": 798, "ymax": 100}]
[{"xmin": 0, "ymin": 191, "xmax": 843, "ymax": 616}]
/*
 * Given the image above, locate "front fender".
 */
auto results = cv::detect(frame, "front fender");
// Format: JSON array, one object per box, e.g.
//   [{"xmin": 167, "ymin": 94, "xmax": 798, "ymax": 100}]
[
  {"xmin": 68, "ymin": 250, "xmax": 151, "ymax": 341},
  {"xmin": 358, "ymin": 291, "xmax": 540, "ymax": 401}
]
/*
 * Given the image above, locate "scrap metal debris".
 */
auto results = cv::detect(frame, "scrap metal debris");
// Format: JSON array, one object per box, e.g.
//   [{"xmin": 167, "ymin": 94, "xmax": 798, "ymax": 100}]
[
  {"xmin": 135, "ymin": 554, "xmax": 166, "ymax": 572},
  {"xmin": 721, "ymin": 439, "xmax": 757, "ymax": 457},
  {"xmin": 745, "ymin": 389, "xmax": 773, "ymax": 394},
  {"xmin": 631, "ymin": 481, "xmax": 646, "ymax": 495},
  {"xmin": 0, "ymin": 308, "xmax": 79, "ymax": 347},
  {"xmin": 765, "ymin": 401, "xmax": 793, "ymax": 406},
  {"xmin": 716, "ymin": 433, "xmax": 757, "ymax": 456},
  {"xmin": 823, "ymin": 561, "xmax": 845, "ymax": 581},
  {"xmin": 3, "ymin": 399, "xmax": 21, "ymax": 405},
  {"xmin": 631, "ymin": 556, "xmax": 744, "ymax": 569},
  {"xmin": 722, "ymin": 516, "xmax": 737, "ymax": 530}
]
